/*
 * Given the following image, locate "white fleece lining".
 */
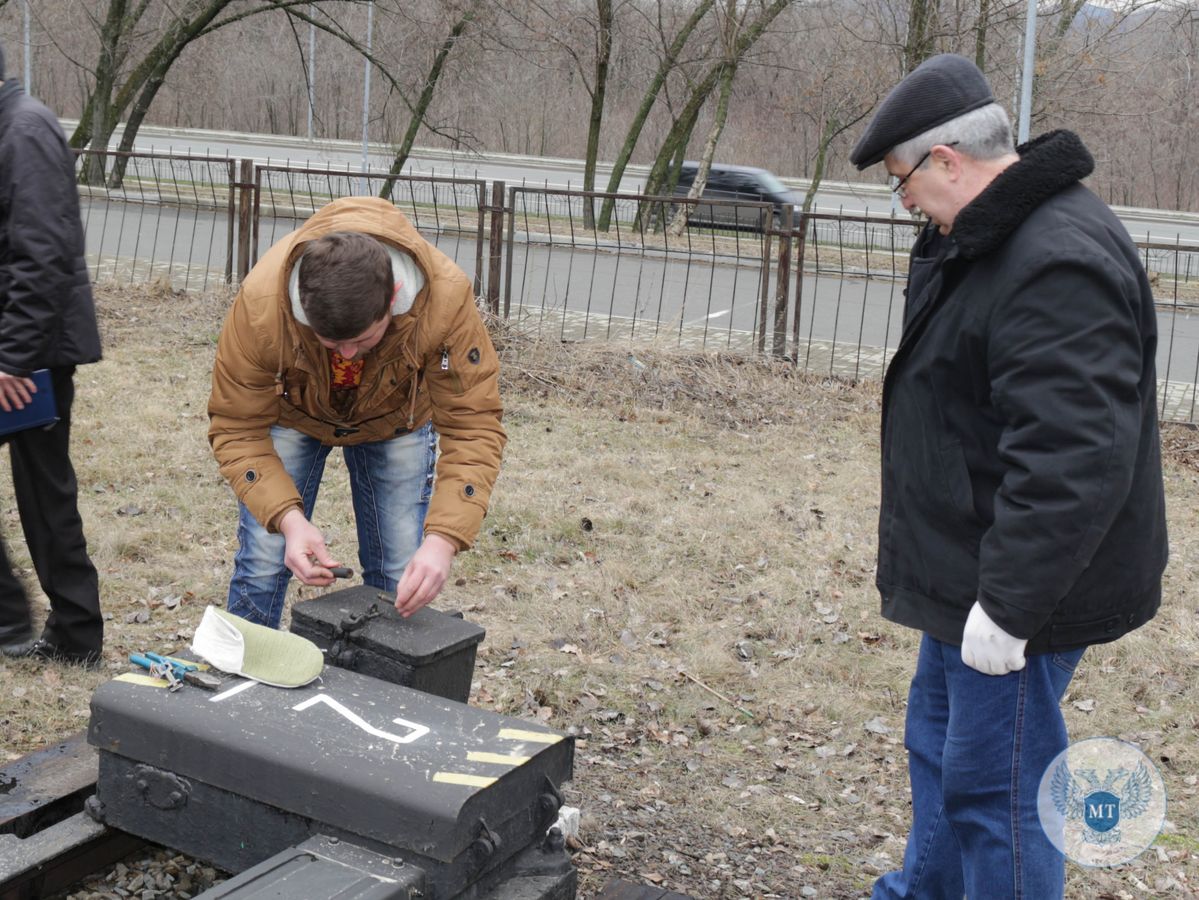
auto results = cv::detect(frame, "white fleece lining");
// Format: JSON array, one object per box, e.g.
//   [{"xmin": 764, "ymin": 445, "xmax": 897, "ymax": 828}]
[{"xmin": 288, "ymin": 244, "xmax": 425, "ymax": 328}]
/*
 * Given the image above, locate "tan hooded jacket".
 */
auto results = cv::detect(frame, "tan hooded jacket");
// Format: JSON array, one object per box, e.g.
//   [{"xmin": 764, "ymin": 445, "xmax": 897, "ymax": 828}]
[{"xmin": 208, "ymin": 197, "xmax": 505, "ymax": 551}]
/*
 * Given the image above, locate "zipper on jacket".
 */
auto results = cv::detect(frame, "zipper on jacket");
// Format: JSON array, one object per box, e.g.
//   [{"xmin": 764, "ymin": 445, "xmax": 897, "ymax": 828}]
[{"xmin": 439, "ymin": 345, "xmax": 465, "ymax": 394}]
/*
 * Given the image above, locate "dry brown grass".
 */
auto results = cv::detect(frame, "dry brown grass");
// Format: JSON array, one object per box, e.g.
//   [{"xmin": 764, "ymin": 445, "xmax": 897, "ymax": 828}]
[{"xmin": 1, "ymin": 283, "xmax": 1196, "ymax": 899}]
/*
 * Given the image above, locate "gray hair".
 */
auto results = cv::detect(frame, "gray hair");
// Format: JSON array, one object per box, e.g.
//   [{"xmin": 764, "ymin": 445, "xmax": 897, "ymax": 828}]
[{"xmin": 890, "ymin": 102, "xmax": 1014, "ymax": 168}]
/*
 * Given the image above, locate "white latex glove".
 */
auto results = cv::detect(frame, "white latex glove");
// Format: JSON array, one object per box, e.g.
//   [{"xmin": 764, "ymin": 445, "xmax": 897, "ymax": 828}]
[{"xmin": 961, "ymin": 600, "xmax": 1028, "ymax": 676}]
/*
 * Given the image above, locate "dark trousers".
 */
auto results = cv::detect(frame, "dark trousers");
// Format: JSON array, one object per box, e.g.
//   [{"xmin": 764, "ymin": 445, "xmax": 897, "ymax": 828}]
[{"xmin": 0, "ymin": 366, "xmax": 101, "ymax": 653}]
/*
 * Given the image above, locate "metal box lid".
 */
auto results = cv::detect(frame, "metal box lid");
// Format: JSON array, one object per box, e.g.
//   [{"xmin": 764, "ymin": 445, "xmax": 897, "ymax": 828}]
[
  {"xmin": 88, "ymin": 666, "xmax": 572, "ymax": 863},
  {"xmin": 194, "ymin": 834, "xmax": 425, "ymax": 899},
  {"xmin": 291, "ymin": 586, "xmax": 486, "ymax": 665}
]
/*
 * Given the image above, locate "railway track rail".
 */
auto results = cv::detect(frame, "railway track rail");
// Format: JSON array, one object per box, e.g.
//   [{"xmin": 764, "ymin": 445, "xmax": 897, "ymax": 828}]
[{"xmin": 0, "ymin": 734, "xmax": 144, "ymax": 900}]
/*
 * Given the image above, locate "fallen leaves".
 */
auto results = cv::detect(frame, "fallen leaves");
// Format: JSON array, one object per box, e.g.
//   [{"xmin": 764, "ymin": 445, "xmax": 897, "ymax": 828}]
[{"xmin": 863, "ymin": 717, "xmax": 893, "ymax": 735}]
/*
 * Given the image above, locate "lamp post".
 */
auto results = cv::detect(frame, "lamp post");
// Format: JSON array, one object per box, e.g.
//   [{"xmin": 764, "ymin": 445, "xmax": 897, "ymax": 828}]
[
  {"xmin": 22, "ymin": 0, "xmax": 32, "ymax": 93},
  {"xmin": 307, "ymin": 4, "xmax": 316, "ymax": 140},
  {"xmin": 1017, "ymin": 0, "xmax": 1037, "ymax": 143},
  {"xmin": 360, "ymin": 0, "xmax": 374, "ymax": 195}
]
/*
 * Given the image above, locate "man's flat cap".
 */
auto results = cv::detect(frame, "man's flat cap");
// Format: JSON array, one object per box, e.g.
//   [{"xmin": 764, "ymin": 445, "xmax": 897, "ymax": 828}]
[{"xmin": 850, "ymin": 54, "xmax": 995, "ymax": 170}]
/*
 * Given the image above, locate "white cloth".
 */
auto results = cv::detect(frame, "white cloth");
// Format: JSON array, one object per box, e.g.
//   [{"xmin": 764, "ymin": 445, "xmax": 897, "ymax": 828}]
[
  {"xmin": 191, "ymin": 605, "xmax": 323, "ymax": 688},
  {"xmin": 961, "ymin": 600, "xmax": 1028, "ymax": 676}
]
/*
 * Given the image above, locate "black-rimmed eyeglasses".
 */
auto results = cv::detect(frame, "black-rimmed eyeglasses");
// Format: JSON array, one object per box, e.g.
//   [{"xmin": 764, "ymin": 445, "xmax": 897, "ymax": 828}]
[{"xmin": 892, "ymin": 141, "xmax": 959, "ymax": 198}]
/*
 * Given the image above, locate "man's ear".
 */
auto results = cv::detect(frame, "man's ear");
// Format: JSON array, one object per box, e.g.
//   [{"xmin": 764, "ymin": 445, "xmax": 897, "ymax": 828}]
[{"xmin": 931, "ymin": 144, "xmax": 962, "ymax": 180}]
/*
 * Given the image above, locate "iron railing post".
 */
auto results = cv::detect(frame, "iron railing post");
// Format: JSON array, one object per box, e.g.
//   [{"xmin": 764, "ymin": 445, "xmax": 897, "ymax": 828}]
[
  {"xmin": 774, "ymin": 205, "xmax": 794, "ymax": 358},
  {"xmin": 225, "ymin": 159, "xmax": 236, "ymax": 284},
  {"xmin": 473, "ymin": 183, "xmax": 485, "ymax": 298},
  {"xmin": 504, "ymin": 185, "xmax": 517, "ymax": 319},
  {"xmin": 757, "ymin": 209, "xmax": 772, "ymax": 354},
  {"xmin": 792, "ymin": 212, "xmax": 808, "ymax": 367},
  {"xmin": 236, "ymin": 158, "xmax": 254, "ymax": 282},
  {"xmin": 487, "ymin": 180, "xmax": 506, "ymax": 316}
]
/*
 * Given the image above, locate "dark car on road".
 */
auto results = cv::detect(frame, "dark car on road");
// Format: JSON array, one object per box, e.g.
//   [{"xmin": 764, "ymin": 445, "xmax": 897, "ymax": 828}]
[{"xmin": 671, "ymin": 162, "xmax": 803, "ymax": 231}]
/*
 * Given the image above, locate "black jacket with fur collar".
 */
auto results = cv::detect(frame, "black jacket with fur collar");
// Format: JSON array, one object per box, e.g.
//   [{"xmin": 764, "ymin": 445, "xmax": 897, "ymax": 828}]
[{"xmin": 877, "ymin": 129, "xmax": 1167, "ymax": 653}]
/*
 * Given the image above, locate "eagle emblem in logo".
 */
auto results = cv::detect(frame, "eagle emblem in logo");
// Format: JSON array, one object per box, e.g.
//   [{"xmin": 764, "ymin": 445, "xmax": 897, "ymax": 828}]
[{"xmin": 1049, "ymin": 761, "xmax": 1154, "ymax": 846}]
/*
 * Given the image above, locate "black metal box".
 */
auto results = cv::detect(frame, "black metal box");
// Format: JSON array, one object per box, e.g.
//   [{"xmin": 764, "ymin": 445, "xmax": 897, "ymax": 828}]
[
  {"xmin": 193, "ymin": 834, "xmax": 426, "ymax": 899},
  {"xmin": 290, "ymin": 586, "xmax": 486, "ymax": 703},
  {"xmin": 87, "ymin": 665, "xmax": 574, "ymax": 899},
  {"xmin": 194, "ymin": 834, "xmax": 577, "ymax": 900}
]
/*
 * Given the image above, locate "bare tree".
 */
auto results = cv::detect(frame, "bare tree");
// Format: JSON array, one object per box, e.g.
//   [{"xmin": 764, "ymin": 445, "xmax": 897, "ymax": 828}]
[
  {"xmin": 4, "ymin": 0, "xmax": 1199, "ymax": 213},
  {"xmin": 69, "ymin": 1, "xmax": 328, "ymax": 184},
  {"xmin": 595, "ymin": 0, "xmax": 715, "ymax": 230},
  {"xmin": 495, "ymin": 1, "xmax": 622, "ymax": 227},
  {"xmin": 666, "ymin": 0, "xmax": 743, "ymax": 236},
  {"xmin": 378, "ymin": 1, "xmax": 482, "ymax": 200},
  {"xmin": 640, "ymin": 0, "xmax": 794, "ymax": 224},
  {"xmin": 58, "ymin": 0, "xmax": 478, "ymax": 188}
]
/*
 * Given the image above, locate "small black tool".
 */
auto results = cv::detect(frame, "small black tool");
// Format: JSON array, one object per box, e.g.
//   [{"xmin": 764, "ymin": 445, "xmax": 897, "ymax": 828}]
[{"xmin": 328, "ymin": 566, "xmax": 354, "ymax": 579}]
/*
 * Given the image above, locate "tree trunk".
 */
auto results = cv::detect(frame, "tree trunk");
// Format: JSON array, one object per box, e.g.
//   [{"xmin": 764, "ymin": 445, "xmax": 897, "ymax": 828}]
[
  {"xmin": 801, "ymin": 104, "xmax": 870, "ymax": 214},
  {"xmin": 581, "ymin": 0, "xmax": 613, "ymax": 230},
  {"xmin": 802, "ymin": 117, "xmax": 836, "ymax": 216},
  {"xmin": 597, "ymin": 0, "xmax": 716, "ymax": 231},
  {"xmin": 640, "ymin": 64, "xmax": 720, "ymax": 199},
  {"xmin": 636, "ymin": 100, "xmax": 702, "ymax": 233},
  {"xmin": 80, "ymin": 0, "xmax": 134, "ymax": 185},
  {"xmin": 109, "ymin": 58, "xmax": 178, "ymax": 186},
  {"xmin": 106, "ymin": 1, "xmax": 234, "ymax": 186},
  {"xmin": 668, "ymin": 60, "xmax": 735, "ymax": 236},
  {"xmin": 974, "ymin": 0, "xmax": 990, "ymax": 70},
  {"xmin": 380, "ymin": 3, "xmax": 480, "ymax": 201},
  {"xmin": 642, "ymin": 0, "xmax": 792, "ymax": 204},
  {"xmin": 904, "ymin": 0, "xmax": 938, "ymax": 72}
]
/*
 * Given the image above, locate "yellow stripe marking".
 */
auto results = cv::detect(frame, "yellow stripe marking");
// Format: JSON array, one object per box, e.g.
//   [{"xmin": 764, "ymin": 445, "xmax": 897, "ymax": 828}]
[
  {"xmin": 434, "ymin": 772, "xmax": 497, "ymax": 788},
  {"xmin": 467, "ymin": 751, "xmax": 530, "ymax": 766},
  {"xmin": 115, "ymin": 673, "xmax": 171, "ymax": 688},
  {"xmin": 497, "ymin": 728, "xmax": 562, "ymax": 744}
]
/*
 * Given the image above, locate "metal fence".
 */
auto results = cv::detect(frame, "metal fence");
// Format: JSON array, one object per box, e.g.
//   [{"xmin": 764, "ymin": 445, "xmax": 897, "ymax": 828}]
[
  {"xmin": 72, "ymin": 149, "xmax": 1199, "ymax": 424},
  {"xmin": 75, "ymin": 149, "xmax": 237, "ymax": 291}
]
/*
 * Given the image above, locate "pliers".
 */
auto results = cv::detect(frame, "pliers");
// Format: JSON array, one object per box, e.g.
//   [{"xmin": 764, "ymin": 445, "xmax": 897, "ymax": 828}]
[{"xmin": 130, "ymin": 652, "xmax": 222, "ymax": 691}]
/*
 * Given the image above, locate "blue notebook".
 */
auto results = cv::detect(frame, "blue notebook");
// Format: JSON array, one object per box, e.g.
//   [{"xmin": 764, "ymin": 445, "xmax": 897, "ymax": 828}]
[{"xmin": 0, "ymin": 369, "xmax": 58, "ymax": 436}]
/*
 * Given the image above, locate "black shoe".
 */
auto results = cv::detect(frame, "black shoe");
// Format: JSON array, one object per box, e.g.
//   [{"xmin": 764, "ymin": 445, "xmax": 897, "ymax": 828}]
[
  {"xmin": 0, "ymin": 635, "xmax": 35, "ymax": 658},
  {"xmin": 17, "ymin": 638, "xmax": 103, "ymax": 669}
]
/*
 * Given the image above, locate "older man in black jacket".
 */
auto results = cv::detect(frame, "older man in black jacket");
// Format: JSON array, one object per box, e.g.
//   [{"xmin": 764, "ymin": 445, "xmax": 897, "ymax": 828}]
[
  {"xmin": 849, "ymin": 55, "xmax": 1167, "ymax": 898},
  {"xmin": 0, "ymin": 44, "xmax": 104, "ymax": 666}
]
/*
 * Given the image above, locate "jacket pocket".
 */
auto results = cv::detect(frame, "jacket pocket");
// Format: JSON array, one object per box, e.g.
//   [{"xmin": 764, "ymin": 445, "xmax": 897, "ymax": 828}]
[
  {"xmin": 1051, "ymin": 649, "xmax": 1084, "ymax": 676},
  {"xmin": 937, "ymin": 439, "xmax": 976, "ymax": 524},
  {"xmin": 279, "ymin": 372, "xmax": 307, "ymax": 409},
  {"xmin": 1048, "ymin": 614, "xmax": 1128, "ymax": 648}
]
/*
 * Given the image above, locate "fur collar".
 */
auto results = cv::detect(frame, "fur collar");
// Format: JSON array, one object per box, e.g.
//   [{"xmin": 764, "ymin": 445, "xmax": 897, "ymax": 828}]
[{"xmin": 952, "ymin": 130, "xmax": 1094, "ymax": 259}]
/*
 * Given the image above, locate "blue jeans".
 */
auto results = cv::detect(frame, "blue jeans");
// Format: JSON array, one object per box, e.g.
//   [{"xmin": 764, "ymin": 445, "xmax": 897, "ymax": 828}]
[
  {"xmin": 227, "ymin": 423, "xmax": 436, "ymax": 628},
  {"xmin": 873, "ymin": 635, "xmax": 1085, "ymax": 900}
]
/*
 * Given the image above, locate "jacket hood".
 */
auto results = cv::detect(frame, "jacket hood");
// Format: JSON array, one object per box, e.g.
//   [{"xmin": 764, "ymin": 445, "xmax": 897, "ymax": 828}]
[
  {"xmin": 279, "ymin": 197, "xmax": 435, "ymax": 327},
  {"xmin": 953, "ymin": 129, "xmax": 1094, "ymax": 260}
]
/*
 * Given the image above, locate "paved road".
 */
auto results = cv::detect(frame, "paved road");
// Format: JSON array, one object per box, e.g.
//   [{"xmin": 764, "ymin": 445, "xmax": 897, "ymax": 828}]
[
  {"xmin": 76, "ymin": 168, "xmax": 1199, "ymax": 423},
  {"xmin": 503, "ymin": 237, "xmax": 1197, "ymax": 403},
  {"xmin": 78, "ymin": 121, "xmax": 1199, "ymax": 246}
]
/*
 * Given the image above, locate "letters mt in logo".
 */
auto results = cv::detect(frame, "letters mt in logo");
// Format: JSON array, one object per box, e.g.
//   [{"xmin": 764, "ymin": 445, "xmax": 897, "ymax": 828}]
[
  {"xmin": 1050, "ymin": 763, "xmax": 1152, "ymax": 845},
  {"xmin": 1037, "ymin": 737, "xmax": 1166, "ymax": 867},
  {"xmin": 1083, "ymin": 790, "xmax": 1120, "ymax": 834}
]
